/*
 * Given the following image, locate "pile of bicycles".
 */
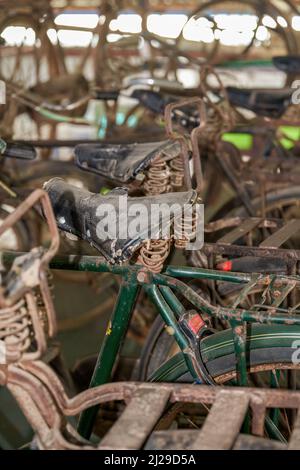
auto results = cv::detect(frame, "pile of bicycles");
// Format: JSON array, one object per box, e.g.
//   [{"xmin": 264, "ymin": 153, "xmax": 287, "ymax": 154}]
[{"xmin": 2, "ymin": 0, "xmax": 300, "ymax": 452}]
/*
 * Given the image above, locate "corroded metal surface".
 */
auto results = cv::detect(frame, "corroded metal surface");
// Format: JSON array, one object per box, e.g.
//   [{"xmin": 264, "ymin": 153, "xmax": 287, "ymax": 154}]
[
  {"xmin": 189, "ymin": 216, "xmax": 300, "ymax": 279},
  {"xmin": 3, "ymin": 369, "xmax": 300, "ymax": 450},
  {"xmin": 189, "ymin": 390, "xmax": 250, "ymax": 450},
  {"xmin": 99, "ymin": 385, "xmax": 171, "ymax": 450},
  {"xmin": 0, "ymin": 190, "xmax": 59, "ymax": 363}
]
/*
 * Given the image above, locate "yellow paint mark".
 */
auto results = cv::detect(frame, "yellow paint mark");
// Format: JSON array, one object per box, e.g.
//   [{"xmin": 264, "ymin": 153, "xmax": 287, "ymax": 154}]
[{"xmin": 106, "ymin": 321, "xmax": 112, "ymax": 336}]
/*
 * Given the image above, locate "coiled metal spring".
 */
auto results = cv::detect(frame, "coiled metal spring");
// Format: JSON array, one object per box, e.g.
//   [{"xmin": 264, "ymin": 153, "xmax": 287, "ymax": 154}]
[
  {"xmin": 137, "ymin": 239, "xmax": 171, "ymax": 274},
  {"xmin": 0, "ymin": 298, "xmax": 32, "ymax": 363},
  {"xmin": 0, "ymin": 286, "xmax": 52, "ymax": 364},
  {"xmin": 174, "ymin": 208, "xmax": 199, "ymax": 249},
  {"xmin": 143, "ymin": 158, "xmax": 170, "ymax": 196},
  {"xmin": 170, "ymin": 156, "xmax": 185, "ymax": 191},
  {"xmin": 34, "ymin": 272, "xmax": 55, "ymax": 331},
  {"xmin": 200, "ymin": 101, "xmax": 237, "ymax": 151}
]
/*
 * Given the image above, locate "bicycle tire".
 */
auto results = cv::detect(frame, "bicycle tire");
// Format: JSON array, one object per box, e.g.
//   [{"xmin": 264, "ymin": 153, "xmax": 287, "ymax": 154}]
[
  {"xmin": 211, "ymin": 185, "xmax": 300, "ymax": 221},
  {"xmin": 138, "ymin": 315, "xmax": 300, "ymax": 384}
]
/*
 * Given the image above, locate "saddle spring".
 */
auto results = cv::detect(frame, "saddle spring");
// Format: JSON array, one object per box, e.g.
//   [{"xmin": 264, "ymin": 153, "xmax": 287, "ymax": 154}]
[
  {"xmin": 35, "ymin": 271, "xmax": 55, "ymax": 326},
  {"xmin": 202, "ymin": 103, "xmax": 236, "ymax": 150},
  {"xmin": 0, "ymin": 268, "xmax": 56, "ymax": 364},
  {"xmin": 137, "ymin": 207, "xmax": 199, "ymax": 273},
  {"xmin": 0, "ymin": 288, "xmax": 51, "ymax": 363},
  {"xmin": 137, "ymin": 239, "xmax": 171, "ymax": 274},
  {"xmin": 174, "ymin": 207, "xmax": 199, "ymax": 250},
  {"xmin": 169, "ymin": 156, "xmax": 185, "ymax": 191},
  {"xmin": 143, "ymin": 157, "xmax": 170, "ymax": 196},
  {"xmin": 0, "ymin": 298, "xmax": 31, "ymax": 363}
]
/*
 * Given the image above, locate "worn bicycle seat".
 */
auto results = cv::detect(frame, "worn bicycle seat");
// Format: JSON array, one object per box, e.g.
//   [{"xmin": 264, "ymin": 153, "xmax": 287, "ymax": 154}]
[
  {"xmin": 93, "ymin": 89, "xmax": 120, "ymax": 101},
  {"xmin": 227, "ymin": 86, "xmax": 292, "ymax": 118},
  {"xmin": 0, "ymin": 140, "xmax": 36, "ymax": 160},
  {"xmin": 93, "ymin": 88, "xmax": 181, "ymax": 116},
  {"xmin": 75, "ymin": 140, "xmax": 180, "ymax": 183},
  {"xmin": 273, "ymin": 55, "xmax": 300, "ymax": 74},
  {"xmin": 132, "ymin": 89, "xmax": 171, "ymax": 115},
  {"xmin": 132, "ymin": 90, "xmax": 201, "ymax": 128},
  {"xmin": 44, "ymin": 178, "xmax": 197, "ymax": 264}
]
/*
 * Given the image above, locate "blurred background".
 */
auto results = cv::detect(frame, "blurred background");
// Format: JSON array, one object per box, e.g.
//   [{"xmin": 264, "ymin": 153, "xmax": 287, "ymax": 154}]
[{"xmin": 1, "ymin": 0, "xmax": 300, "ymax": 144}]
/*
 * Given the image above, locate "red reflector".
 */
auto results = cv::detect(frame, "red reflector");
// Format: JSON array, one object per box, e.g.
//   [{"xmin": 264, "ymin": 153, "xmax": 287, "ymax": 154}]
[
  {"xmin": 188, "ymin": 315, "xmax": 206, "ymax": 334},
  {"xmin": 217, "ymin": 260, "xmax": 232, "ymax": 272}
]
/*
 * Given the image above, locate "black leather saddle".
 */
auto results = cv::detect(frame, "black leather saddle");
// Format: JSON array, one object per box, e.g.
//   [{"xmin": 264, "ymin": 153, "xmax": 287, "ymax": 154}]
[
  {"xmin": 132, "ymin": 89, "xmax": 171, "ymax": 115},
  {"xmin": 227, "ymin": 86, "xmax": 292, "ymax": 118},
  {"xmin": 75, "ymin": 140, "xmax": 180, "ymax": 184},
  {"xmin": 94, "ymin": 89, "xmax": 172, "ymax": 114},
  {"xmin": 0, "ymin": 141, "xmax": 36, "ymax": 160},
  {"xmin": 132, "ymin": 89, "xmax": 200, "ymax": 128},
  {"xmin": 44, "ymin": 178, "xmax": 197, "ymax": 264},
  {"xmin": 273, "ymin": 56, "xmax": 300, "ymax": 74}
]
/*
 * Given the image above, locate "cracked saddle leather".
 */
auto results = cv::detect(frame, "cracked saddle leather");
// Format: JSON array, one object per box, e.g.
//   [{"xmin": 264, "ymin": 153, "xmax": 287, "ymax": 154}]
[
  {"xmin": 227, "ymin": 86, "xmax": 292, "ymax": 118},
  {"xmin": 75, "ymin": 140, "xmax": 180, "ymax": 183},
  {"xmin": 44, "ymin": 178, "xmax": 197, "ymax": 264},
  {"xmin": 273, "ymin": 56, "xmax": 300, "ymax": 74}
]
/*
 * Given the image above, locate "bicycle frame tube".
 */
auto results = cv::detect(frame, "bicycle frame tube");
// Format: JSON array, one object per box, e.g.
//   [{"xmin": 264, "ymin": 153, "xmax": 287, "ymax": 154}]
[
  {"xmin": 77, "ymin": 275, "xmax": 140, "ymax": 439},
  {"xmin": 144, "ymin": 285, "xmax": 203, "ymax": 383},
  {"xmin": 4, "ymin": 252, "xmax": 300, "ymax": 327},
  {"xmin": 3, "ymin": 252, "xmax": 300, "ymax": 436}
]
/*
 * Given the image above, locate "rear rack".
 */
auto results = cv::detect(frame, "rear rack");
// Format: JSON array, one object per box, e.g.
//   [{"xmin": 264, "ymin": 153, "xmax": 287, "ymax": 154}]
[
  {"xmin": 83, "ymin": 383, "xmax": 300, "ymax": 450},
  {"xmin": 191, "ymin": 217, "xmax": 300, "ymax": 275},
  {"xmin": 3, "ymin": 375, "xmax": 300, "ymax": 450}
]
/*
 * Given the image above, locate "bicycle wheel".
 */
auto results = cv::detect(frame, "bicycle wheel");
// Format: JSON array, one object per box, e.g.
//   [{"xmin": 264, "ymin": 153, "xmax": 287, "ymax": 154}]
[
  {"xmin": 229, "ymin": 186, "xmax": 300, "ymax": 220},
  {"xmin": 138, "ymin": 315, "xmax": 300, "ymax": 384},
  {"xmin": 210, "ymin": 182, "xmax": 300, "ymax": 223},
  {"xmin": 175, "ymin": 0, "xmax": 298, "ymax": 67},
  {"xmin": 0, "ymin": 5, "xmax": 66, "ymax": 85}
]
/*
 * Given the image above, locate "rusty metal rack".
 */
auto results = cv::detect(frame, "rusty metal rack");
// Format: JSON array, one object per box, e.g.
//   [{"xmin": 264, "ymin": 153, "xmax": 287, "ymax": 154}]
[
  {"xmin": 123, "ymin": 383, "xmax": 300, "ymax": 451},
  {"xmin": 85, "ymin": 382, "xmax": 300, "ymax": 450},
  {"xmin": 0, "ymin": 190, "xmax": 59, "ymax": 364},
  {"xmin": 223, "ymin": 151, "xmax": 300, "ymax": 187},
  {"xmin": 189, "ymin": 216, "xmax": 300, "ymax": 276},
  {"xmin": 2, "ymin": 374, "xmax": 300, "ymax": 450}
]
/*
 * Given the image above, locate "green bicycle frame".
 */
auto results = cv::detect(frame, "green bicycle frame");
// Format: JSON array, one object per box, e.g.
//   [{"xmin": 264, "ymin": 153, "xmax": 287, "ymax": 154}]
[{"xmin": 3, "ymin": 252, "xmax": 300, "ymax": 440}]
